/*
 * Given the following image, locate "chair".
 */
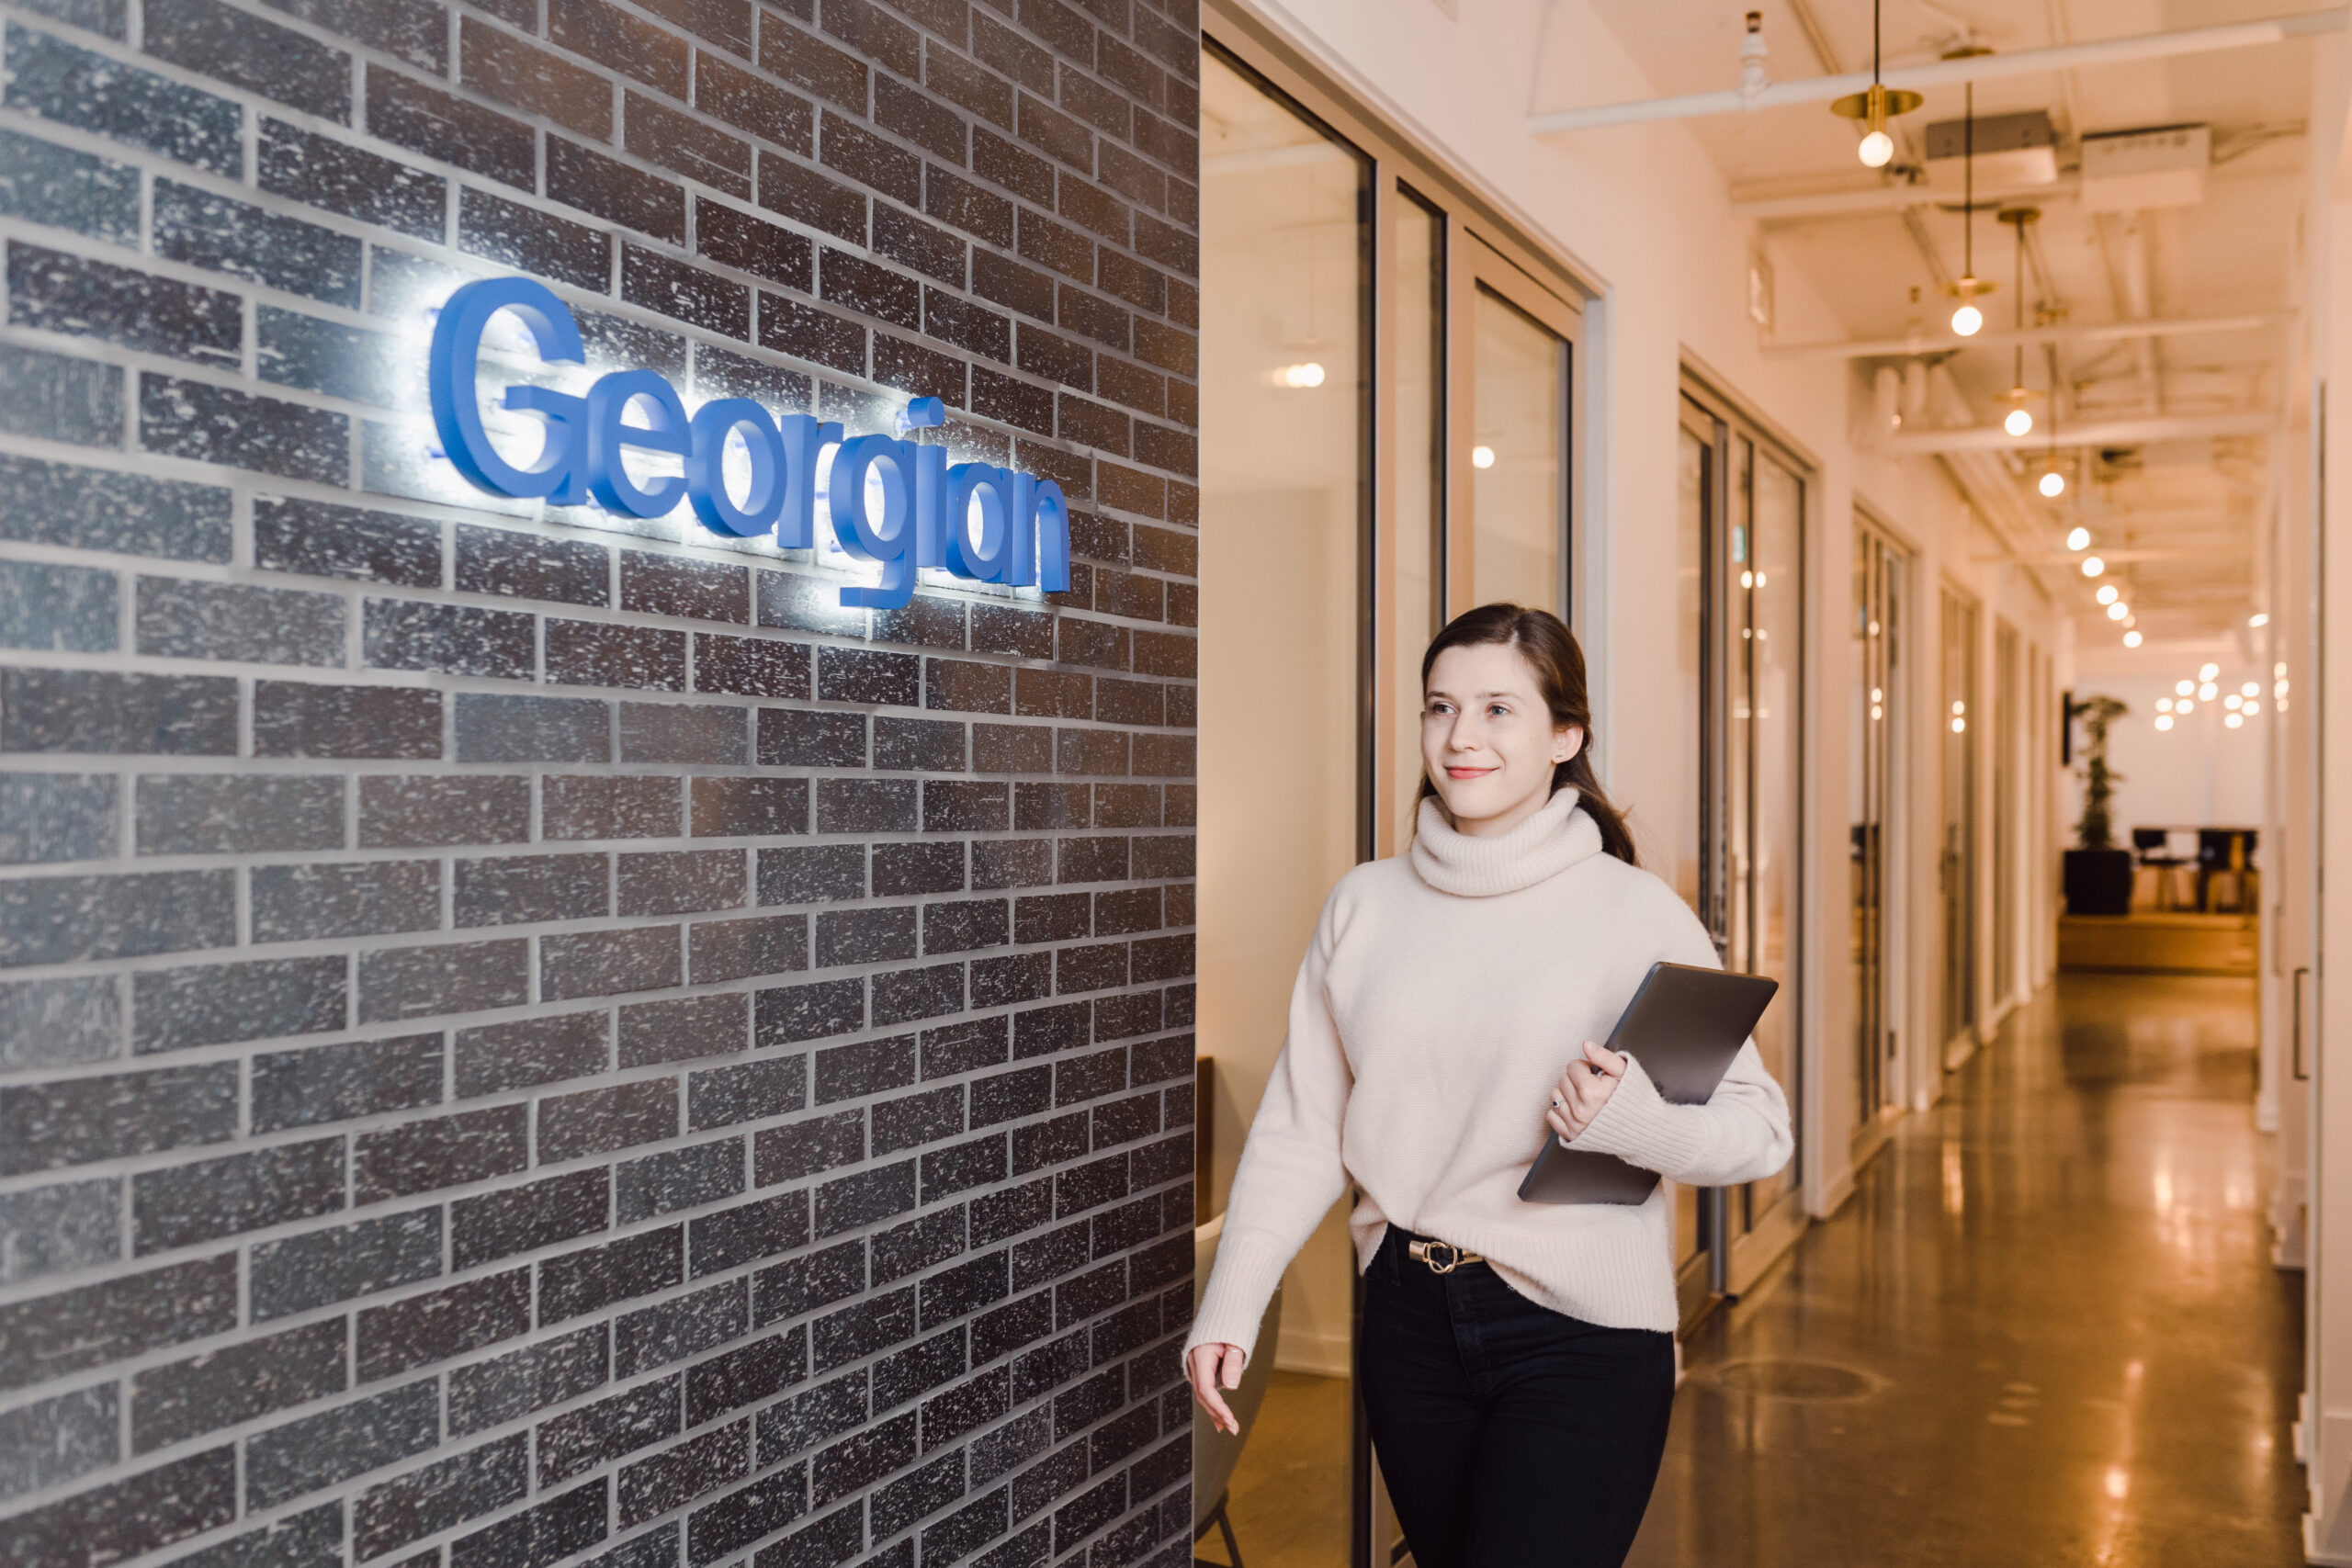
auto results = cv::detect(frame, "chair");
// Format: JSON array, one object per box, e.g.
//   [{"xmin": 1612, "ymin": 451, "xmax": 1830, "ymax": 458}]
[
  {"xmin": 2132, "ymin": 827, "xmax": 2193, "ymax": 911},
  {"xmin": 1193, "ymin": 1214, "xmax": 1283, "ymax": 1568},
  {"xmin": 2199, "ymin": 829, "xmax": 2257, "ymax": 913}
]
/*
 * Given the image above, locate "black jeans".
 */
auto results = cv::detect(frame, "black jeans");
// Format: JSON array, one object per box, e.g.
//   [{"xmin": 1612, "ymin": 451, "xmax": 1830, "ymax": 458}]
[{"xmin": 1358, "ymin": 1229, "xmax": 1678, "ymax": 1568}]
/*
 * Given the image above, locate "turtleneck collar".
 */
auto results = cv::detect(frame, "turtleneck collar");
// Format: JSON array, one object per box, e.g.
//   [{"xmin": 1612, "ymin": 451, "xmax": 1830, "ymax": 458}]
[{"xmin": 1409, "ymin": 787, "xmax": 1604, "ymax": 897}]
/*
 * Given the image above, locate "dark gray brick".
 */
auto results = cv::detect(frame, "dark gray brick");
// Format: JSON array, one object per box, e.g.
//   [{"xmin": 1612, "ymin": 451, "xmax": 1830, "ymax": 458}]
[
  {"xmin": 0, "ymin": 127, "xmax": 139, "ymax": 244},
  {"xmin": 257, "ymin": 497, "xmax": 440, "ymax": 587},
  {"xmin": 0, "ymin": 454, "xmax": 230, "ymax": 559},
  {"xmin": 451, "ymin": 1477, "xmax": 610, "ymax": 1568},
  {"xmin": 357, "ymin": 936, "xmax": 530, "ymax": 1021},
  {"xmin": 367, "ymin": 65, "xmax": 535, "ymax": 190},
  {"xmin": 541, "ymin": 926, "xmax": 682, "ymax": 999},
  {"xmin": 361, "ymin": 774, "xmax": 531, "ymax": 847},
  {"xmin": 365, "ymin": 598, "xmax": 536, "ymax": 680},
  {"xmin": 352, "ymin": 1434, "xmax": 529, "ymax": 1562},
  {"xmin": 8, "ymin": 239, "xmax": 240, "ymax": 366},
  {"xmin": 131, "ymin": 955, "xmax": 345, "ymax": 1053},
  {"xmin": 0, "ymin": 1384, "xmax": 116, "ymax": 1503},
  {"xmin": 539, "ymin": 1378, "xmax": 681, "ymax": 1488},
  {"xmin": 548, "ymin": 619, "xmax": 689, "ymax": 690},
  {"xmin": 456, "ymin": 525, "xmax": 609, "ymax": 605},
  {"xmin": 456, "ymin": 1009, "xmax": 608, "ymax": 1095},
  {"xmin": 161, "ymin": 1503, "xmax": 343, "ymax": 1568},
  {"xmin": 689, "ymin": 912, "xmax": 807, "ymax": 984},
  {"xmin": 261, "ymin": 117, "xmax": 446, "ymax": 238},
  {"xmin": 448, "ymin": 1324, "xmax": 608, "ymax": 1436},
  {"xmin": 618, "ymin": 992, "xmax": 750, "ymax": 1066},
  {"xmin": 0, "ymin": 1447, "xmax": 235, "ymax": 1565},
  {"xmin": 617, "ymin": 1138, "xmax": 745, "ymax": 1224},
  {"xmin": 874, "ymin": 840, "xmax": 964, "ymax": 897},
  {"xmin": 356, "ymin": 1269, "xmax": 533, "ymax": 1382},
  {"xmin": 258, "ymin": 305, "xmax": 416, "ymax": 409},
  {"xmin": 254, "ymin": 681, "xmax": 442, "ymax": 759},
  {"xmin": 0, "ymin": 1058, "xmax": 235, "ymax": 1175},
  {"xmin": 457, "ymin": 694, "xmax": 612, "ymax": 762},
  {"xmin": 3, "ymin": 25, "xmax": 243, "ymax": 175},
  {"xmin": 692, "ymin": 777, "xmax": 810, "ymax": 838},
  {"xmin": 0, "ymin": 1177, "xmax": 119, "ymax": 1284},
  {"xmin": 754, "ymin": 977, "xmax": 865, "ymax": 1045},
  {"xmin": 546, "ymin": 774, "xmax": 683, "ymax": 840},
  {"xmin": 0, "ymin": 772, "xmax": 116, "ymax": 862},
  {"xmin": 356, "ymin": 1104, "xmax": 527, "ymax": 1202},
  {"xmin": 134, "ymin": 773, "xmax": 345, "ymax": 855},
  {"xmin": 686, "ymin": 1190, "xmax": 807, "ymax": 1278},
  {"xmin": 142, "ymin": 0, "xmax": 349, "ymax": 119},
  {"xmin": 154, "ymin": 178, "xmax": 364, "ymax": 306},
  {"xmin": 250, "ymin": 1207, "xmax": 442, "ymax": 1319},
  {"xmin": 252, "ymin": 1031, "xmax": 442, "ymax": 1132},
  {"xmin": 266, "ymin": 0, "xmax": 447, "ymax": 72},
  {"xmin": 0, "ymin": 340, "xmax": 120, "ymax": 447},
  {"xmin": 129, "ymin": 1317, "xmax": 344, "ymax": 1454},
  {"xmin": 694, "ymin": 632, "xmax": 808, "ymax": 698},
  {"xmin": 0, "ymin": 975, "xmax": 121, "ymax": 1068},
  {"xmin": 454, "ymin": 852, "xmax": 611, "ymax": 927},
  {"xmin": 757, "ymin": 707, "xmax": 867, "ymax": 768},
  {"xmin": 0, "ymin": 868, "xmax": 232, "ymax": 967},
  {"xmin": 539, "ymin": 1077, "xmax": 680, "ymax": 1163},
  {"xmin": 451, "ymin": 1167, "xmax": 607, "ymax": 1269},
  {"xmin": 685, "ymin": 1054, "xmax": 806, "ymax": 1132},
  {"xmin": 243, "ymin": 1379, "xmax": 438, "ymax": 1510},
  {"xmin": 458, "ymin": 185, "xmax": 612, "ymax": 293},
  {"xmin": 141, "ymin": 376, "xmax": 349, "ymax": 484},
  {"xmin": 1, "ymin": 669, "xmax": 237, "ymax": 754},
  {"xmin": 619, "ymin": 701, "xmax": 748, "ymax": 764},
  {"xmin": 817, "ymin": 777, "xmax": 917, "ymax": 833},
  {"xmin": 752, "ymin": 1108, "xmax": 864, "ymax": 1185},
  {"xmin": 135, "ymin": 577, "xmax": 345, "ymax": 666},
  {"xmin": 618, "ymin": 849, "xmax": 744, "ymax": 917},
  {"xmin": 0, "ymin": 1252, "xmax": 234, "ymax": 1390},
  {"xmin": 132, "ymin": 1135, "xmax": 344, "ymax": 1251}
]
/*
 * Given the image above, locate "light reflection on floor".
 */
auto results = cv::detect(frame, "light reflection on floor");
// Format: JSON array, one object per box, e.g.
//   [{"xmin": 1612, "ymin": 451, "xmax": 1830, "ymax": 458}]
[{"xmin": 1630, "ymin": 972, "xmax": 2304, "ymax": 1568}]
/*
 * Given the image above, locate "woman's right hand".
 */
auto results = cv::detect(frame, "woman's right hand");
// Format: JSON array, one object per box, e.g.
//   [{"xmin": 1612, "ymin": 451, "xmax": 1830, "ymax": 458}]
[{"xmin": 1187, "ymin": 1342, "xmax": 1247, "ymax": 1435}]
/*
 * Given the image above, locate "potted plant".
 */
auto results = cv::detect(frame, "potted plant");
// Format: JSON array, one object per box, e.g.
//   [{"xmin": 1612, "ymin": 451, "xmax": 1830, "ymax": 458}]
[{"xmin": 2064, "ymin": 694, "xmax": 2135, "ymax": 916}]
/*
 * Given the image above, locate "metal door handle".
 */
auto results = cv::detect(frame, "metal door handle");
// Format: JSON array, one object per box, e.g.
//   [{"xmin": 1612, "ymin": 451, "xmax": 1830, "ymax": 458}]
[{"xmin": 2292, "ymin": 967, "xmax": 2309, "ymax": 1081}]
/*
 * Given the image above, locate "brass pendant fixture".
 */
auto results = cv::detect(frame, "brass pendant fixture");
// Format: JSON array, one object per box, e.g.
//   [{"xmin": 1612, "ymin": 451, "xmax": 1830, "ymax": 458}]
[
  {"xmin": 1830, "ymin": 0, "xmax": 1921, "ymax": 167},
  {"xmin": 2001, "ymin": 207, "xmax": 2039, "ymax": 434},
  {"xmin": 1941, "ymin": 67, "xmax": 1996, "ymax": 336}
]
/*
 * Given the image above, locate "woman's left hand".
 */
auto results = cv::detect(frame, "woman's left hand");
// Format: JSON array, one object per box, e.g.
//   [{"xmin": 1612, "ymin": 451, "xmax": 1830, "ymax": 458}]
[{"xmin": 1545, "ymin": 1040, "xmax": 1627, "ymax": 1141}]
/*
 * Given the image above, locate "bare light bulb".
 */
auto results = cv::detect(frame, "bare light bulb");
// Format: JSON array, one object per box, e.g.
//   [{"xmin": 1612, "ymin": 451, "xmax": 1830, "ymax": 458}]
[
  {"xmin": 1471, "ymin": 445, "xmax": 1496, "ymax": 469},
  {"xmin": 1951, "ymin": 302, "xmax": 1984, "ymax": 337},
  {"xmin": 2065, "ymin": 526, "xmax": 2091, "ymax": 550},
  {"xmin": 2157, "ymin": 697, "xmax": 2174, "ymax": 714},
  {"xmin": 2154, "ymin": 714, "xmax": 2174, "ymax": 731},
  {"xmin": 2122, "ymin": 630, "xmax": 2143, "ymax": 648},
  {"xmin": 2225, "ymin": 712, "xmax": 2245, "ymax": 729},
  {"xmin": 2242, "ymin": 682, "xmax": 2260, "ymax": 697},
  {"xmin": 2106, "ymin": 601, "xmax": 2130, "ymax": 621},
  {"xmin": 1858, "ymin": 128, "xmax": 1895, "ymax": 167},
  {"xmin": 2245, "ymin": 700, "xmax": 2261, "ymax": 716},
  {"xmin": 2004, "ymin": 406, "xmax": 2033, "ymax": 436},
  {"xmin": 2081, "ymin": 556, "xmax": 2104, "ymax": 578},
  {"xmin": 2248, "ymin": 613, "xmax": 2269, "ymax": 627},
  {"xmin": 2175, "ymin": 680, "xmax": 2195, "ymax": 696},
  {"xmin": 1277, "ymin": 362, "xmax": 1327, "ymax": 389},
  {"xmin": 2199, "ymin": 662, "xmax": 2220, "ymax": 681},
  {"xmin": 2224, "ymin": 694, "xmax": 2243, "ymax": 711},
  {"xmin": 2040, "ymin": 469, "xmax": 2066, "ymax": 498},
  {"xmin": 2096, "ymin": 584, "xmax": 2119, "ymax": 605},
  {"xmin": 2199, "ymin": 682, "xmax": 2218, "ymax": 701},
  {"xmin": 2177, "ymin": 701, "xmax": 2194, "ymax": 716}
]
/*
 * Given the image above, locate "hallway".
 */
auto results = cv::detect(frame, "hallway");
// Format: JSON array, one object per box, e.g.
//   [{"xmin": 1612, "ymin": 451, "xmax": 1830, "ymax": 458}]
[{"xmin": 1631, "ymin": 974, "xmax": 2305, "ymax": 1567}]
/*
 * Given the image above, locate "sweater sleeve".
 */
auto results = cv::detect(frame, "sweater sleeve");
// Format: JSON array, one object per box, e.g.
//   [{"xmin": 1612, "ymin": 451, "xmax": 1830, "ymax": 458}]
[
  {"xmin": 1562, "ymin": 897, "xmax": 1794, "ymax": 1189},
  {"xmin": 1184, "ymin": 897, "xmax": 1353, "ymax": 1365}
]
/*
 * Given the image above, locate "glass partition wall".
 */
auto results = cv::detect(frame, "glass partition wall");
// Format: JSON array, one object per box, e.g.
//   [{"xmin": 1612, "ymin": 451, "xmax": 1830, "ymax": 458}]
[
  {"xmin": 1676, "ymin": 384, "xmax": 1811, "ymax": 1306},
  {"xmin": 1196, "ymin": 25, "xmax": 1586, "ymax": 1568},
  {"xmin": 1851, "ymin": 521, "xmax": 1907, "ymax": 1149}
]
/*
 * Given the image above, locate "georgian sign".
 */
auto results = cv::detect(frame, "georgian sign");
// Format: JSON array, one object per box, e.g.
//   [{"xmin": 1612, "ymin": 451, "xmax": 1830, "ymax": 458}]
[{"xmin": 427, "ymin": 276, "xmax": 1071, "ymax": 610}]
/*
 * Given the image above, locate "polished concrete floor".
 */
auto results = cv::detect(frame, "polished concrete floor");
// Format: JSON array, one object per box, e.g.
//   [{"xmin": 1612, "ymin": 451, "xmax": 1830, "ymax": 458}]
[
  {"xmin": 1217, "ymin": 1370, "xmax": 1351, "ymax": 1568},
  {"xmin": 1632, "ymin": 972, "xmax": 2306, "ymax": 1567}
]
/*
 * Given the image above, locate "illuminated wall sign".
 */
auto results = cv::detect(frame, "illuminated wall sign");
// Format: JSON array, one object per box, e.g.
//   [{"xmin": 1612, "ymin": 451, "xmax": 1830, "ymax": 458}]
[{"xmin": 427, "ymin": 276, "xmax": 1072, "ymax": 609}]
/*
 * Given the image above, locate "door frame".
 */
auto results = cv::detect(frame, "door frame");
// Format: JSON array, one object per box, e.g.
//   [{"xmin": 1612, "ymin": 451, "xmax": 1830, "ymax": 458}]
[{"xmin": 1849, "ymin": 508, "xmax": 1912, "ymax": 1174}]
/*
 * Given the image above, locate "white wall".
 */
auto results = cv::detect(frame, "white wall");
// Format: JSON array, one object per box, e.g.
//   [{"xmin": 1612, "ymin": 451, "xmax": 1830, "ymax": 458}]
[{"xmin": 2059, "ymin": 672, "xmax": 2272, "ymax": 844}]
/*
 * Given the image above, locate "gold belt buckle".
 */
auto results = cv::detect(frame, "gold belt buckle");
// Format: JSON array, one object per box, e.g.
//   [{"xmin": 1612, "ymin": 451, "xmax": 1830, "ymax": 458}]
[{"xmin": 1408, "ymin": 1239, "xmax": 1480, "ymax": 1275}]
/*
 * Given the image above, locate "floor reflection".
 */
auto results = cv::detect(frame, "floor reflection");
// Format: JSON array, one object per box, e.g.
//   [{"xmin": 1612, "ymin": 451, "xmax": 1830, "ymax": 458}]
[{"xmin": 1631, "ymin": 973, "xmax": 2303, "ymax": 1567}]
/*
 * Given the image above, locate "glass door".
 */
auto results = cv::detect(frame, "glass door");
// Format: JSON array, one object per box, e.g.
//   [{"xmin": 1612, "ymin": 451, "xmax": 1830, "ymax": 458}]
[
  {"xmin": 1451, "ymin": 238, "xmax": 1575, "ymax": 621},
  {"xmin": 1993, "ymin": 621, "xmax": 2019, "ymax": 1007},
  {"xmin": 1198, "ymin": 47, "xmax": 1368, "ymax": 1568},
  {"xmin": 1676, "ymin": 384, "xmax": 1807, "ymax": 1302},
  {"xmin": 1851, "ymin": 522, "xmax": 1906, "ymax": 1140},
  {"xmin": 1940, "ymin": 589, "xmax": 1980, "ymax": 1059}
]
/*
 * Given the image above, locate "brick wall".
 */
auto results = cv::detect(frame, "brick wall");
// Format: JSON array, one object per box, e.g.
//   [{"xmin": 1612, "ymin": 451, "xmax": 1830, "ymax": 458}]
[{"xmin": 0, "ymin": 0, "xmax": 1202, "ymax": 1555}]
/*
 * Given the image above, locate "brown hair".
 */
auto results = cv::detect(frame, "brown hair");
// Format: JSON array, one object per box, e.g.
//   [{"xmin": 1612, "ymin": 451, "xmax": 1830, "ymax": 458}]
[{"xmin": 1417, "ymin": 603, "xmax": 1639, "ymax": 866}]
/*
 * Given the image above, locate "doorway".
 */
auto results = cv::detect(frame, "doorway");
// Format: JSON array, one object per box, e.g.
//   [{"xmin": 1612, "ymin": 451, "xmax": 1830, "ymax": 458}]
[
  {"xmin": 1940, "ymin": 588, "xmax": 1981, "ymax": 1063},
  {"xmin": 1851, "ymin": 519, "xmax": 1907, "ymax": 1146}
]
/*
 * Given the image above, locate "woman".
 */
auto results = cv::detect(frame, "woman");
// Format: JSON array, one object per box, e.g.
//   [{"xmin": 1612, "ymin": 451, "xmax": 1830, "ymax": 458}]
[{"xmin": 1185, "ymin": 604, "xmax": 1792, "ymax": 1568}]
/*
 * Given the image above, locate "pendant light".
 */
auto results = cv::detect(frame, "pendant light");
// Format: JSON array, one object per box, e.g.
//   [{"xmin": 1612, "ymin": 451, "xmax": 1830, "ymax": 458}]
[
  {"xmin": 2038, "ymin": 354, "xmax": 2066, "ymax": 496},
  {"xmin": 1830, "ymin": 0, "xmax": 1921, "ymax": 168},
  {"xmin": 2001, "ymin": 208, "xmax": 2038, "ymax": 435},
  {"xmin": 1941, "ymin": 55, "xmax": 1995, "ymax": 337}
]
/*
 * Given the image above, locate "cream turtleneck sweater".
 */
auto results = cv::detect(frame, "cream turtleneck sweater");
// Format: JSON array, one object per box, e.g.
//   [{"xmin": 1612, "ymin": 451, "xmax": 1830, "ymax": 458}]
[{"xmin": 1187, "ymin": 789, "xmax": 1793, "ymax": 1359}]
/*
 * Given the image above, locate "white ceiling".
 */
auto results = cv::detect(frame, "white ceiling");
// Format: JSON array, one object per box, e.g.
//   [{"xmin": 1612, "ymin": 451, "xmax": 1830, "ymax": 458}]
[{"xmin": 1578, "ymin": 0, "xmax": 2324, "ymax": 645}]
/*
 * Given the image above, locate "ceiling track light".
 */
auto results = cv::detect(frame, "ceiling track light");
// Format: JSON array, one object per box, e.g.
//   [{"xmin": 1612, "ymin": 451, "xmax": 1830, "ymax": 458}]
[{"xmin": 1829, "ymin": 0, "xmax": 1921, "ymax": 168}]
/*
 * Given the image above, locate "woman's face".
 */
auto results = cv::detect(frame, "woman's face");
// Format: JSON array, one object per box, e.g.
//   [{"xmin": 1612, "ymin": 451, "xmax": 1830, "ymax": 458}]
[{"xmin": 1422, "ymin": 642, "xmax": 1585, "ymax": 838}]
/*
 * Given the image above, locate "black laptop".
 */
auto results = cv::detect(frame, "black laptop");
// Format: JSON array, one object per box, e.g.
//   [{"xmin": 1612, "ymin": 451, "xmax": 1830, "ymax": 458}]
[{"xmin": 1516, "ymin": 962, "xmax": 1780, "ymax": 1205}]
